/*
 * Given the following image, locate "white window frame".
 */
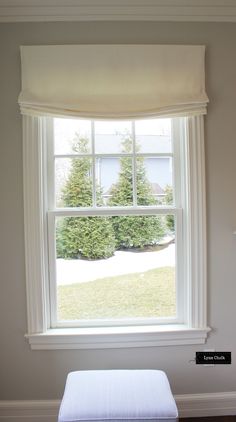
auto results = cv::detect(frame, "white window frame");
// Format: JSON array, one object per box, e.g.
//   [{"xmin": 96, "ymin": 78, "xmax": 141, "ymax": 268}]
[
  {"xmin": 48, "ymin": 118, "xmax": 182, "ymax": 329},
  {"xmin": 23, "ymin": 114, "xmax": 210, "ymax": 350}
]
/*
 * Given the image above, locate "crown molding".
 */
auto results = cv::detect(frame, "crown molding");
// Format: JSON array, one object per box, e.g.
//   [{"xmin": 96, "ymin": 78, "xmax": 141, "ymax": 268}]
[{"xmin": 1, "ymin": 0, "xmax": 236, "ymax": 23}]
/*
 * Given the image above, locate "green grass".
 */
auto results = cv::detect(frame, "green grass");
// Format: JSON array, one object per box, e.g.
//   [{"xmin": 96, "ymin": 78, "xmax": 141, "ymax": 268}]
[{"xmin": 58, "ymin": 267, "xmax": 175, "ymax": 321}]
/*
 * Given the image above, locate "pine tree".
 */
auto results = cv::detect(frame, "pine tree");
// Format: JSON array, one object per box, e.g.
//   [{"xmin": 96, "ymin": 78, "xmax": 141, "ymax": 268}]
[
  {"xmin": 56, "ymin": 134, "xmax": 116, "ymax": 260},
  {"xmin": 164, "ymin": 185, "xmax": 175, "ymax": 232},
  {"xmin": 108, "ymin": 136, "xmax": 166, "ymax": 249}
]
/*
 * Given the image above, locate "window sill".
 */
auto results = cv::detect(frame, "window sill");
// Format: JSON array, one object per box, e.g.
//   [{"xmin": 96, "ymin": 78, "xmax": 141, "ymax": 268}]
[{"xmin": 25, "ymin": 325, "xmax": 211, "ymax": 350}]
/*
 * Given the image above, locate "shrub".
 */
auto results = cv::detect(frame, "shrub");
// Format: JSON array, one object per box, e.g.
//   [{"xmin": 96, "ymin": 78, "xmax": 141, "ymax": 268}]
[
  {"xmin": 56, "ymin": 216, "xmax": 116, "ymax": 260},
  {"xmin": 111, "ymin": 215, "xmax": 165, "ymax": 249},
  {"xmin": 109, "ymin": 137, "xmax": 166, "ymax": 248},
  {"xmin": 164, "ymin": 185, "xmax": 175, "ymax": 232}
]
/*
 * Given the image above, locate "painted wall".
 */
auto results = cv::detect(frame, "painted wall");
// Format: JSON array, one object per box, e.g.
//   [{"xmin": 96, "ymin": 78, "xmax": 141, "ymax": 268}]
[{"xmin": 0, "ymin": 21, "xmax": 236, "ymax": 400}]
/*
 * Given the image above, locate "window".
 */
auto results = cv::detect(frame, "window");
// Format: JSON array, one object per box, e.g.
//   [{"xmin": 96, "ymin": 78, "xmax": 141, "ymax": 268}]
[
  {"xmin": 49, "ymin": 117, "xmax": 178, "ymax": 327},
  {"xmin": 20, "ymin": 44, "xmax": 210, "ymax": 349},
  {"xmin": 23, "ymin": 114, "xmax": 209, "ymax": 349}
]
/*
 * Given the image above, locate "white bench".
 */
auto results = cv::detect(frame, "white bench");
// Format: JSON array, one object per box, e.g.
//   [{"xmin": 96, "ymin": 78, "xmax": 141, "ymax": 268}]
[{"xmin": 58, "ymin": 370, "xmax": 178, "ymax": 422}]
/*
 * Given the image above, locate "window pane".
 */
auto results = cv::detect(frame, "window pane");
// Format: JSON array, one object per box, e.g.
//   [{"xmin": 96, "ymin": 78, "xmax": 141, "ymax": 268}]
[
  {"xmin": 136, "ymin": 157, "xmax": 173, "ymax": 206},
  {"xmin": 96, "ymin": 157, "xmax": 133, "ymax": 206},
  {"xmin": 55, "ymin": 157, "xmax": 92, "ymax": 207},
  {"xmin": 135, "ymin": 118, "xmax": 172, "ymax": 153},
  {"xmin": 94, "ymin": 120, "xmax": 132, "ymax": 154},
  {"xmin": 54, "ymin": 118, "xmax": 92, "ymax": 155},
  {"xmin": 56, "ymin": 215, "xmax": 176, "ymax": 322}
]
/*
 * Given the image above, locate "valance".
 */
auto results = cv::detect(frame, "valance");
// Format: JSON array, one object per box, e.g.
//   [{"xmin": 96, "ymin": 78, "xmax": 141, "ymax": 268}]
[{"xmin": 19, "ymin": 44, "xmax": 208, "ymax": 119}]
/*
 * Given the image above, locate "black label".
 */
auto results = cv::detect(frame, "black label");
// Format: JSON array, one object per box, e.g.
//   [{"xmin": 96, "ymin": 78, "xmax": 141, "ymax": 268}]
[{"xmin": 196, "ymin": 352, "xmax": 231, "ymax": 364}]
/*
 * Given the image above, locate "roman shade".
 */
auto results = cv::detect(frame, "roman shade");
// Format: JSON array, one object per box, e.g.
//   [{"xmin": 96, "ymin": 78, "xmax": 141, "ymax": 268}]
[{"xmin": 19, "ymin": 44, "xmax": 208, "ymax": 119}]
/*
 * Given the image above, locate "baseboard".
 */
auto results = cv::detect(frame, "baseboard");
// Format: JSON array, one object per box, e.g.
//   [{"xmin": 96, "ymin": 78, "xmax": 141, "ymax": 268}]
[
  {"xmin": 0, "ymin": 392, "xmax": 236, "ymax": 421},
  {"xmin": 0, "ymin": 400, "xmax": 60, "ymax": 422},
  {"xmin": 175, "ymin": 391, "xmax": 236, "ymax": 418}
]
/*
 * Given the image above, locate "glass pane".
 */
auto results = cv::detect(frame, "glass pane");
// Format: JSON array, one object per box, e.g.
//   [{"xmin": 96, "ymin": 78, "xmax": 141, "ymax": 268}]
[
  {"xmin": 136, "ymin": 157, "xmax": 173, "ymax": 206},
  {"xmin": 96, "ymin": 157, "xmax": 133, "ymax": 206},
  {"xmin": 55, "ymin": 157, "xmax": 92, "ymax": 207},
  {"xmin": 135, "ymin": 118, "xmax": 172, "ymax": 153},
  {"xmin": 54, "ymin": 118, "xmax": 92, "ymax": 155},
  {"xmin": 94, "ymin": 120, "xmax": 132, "ymax": 154},
  {"xmin": 56, "ymin": 215, "xmax": 176, "ymax": 321}
]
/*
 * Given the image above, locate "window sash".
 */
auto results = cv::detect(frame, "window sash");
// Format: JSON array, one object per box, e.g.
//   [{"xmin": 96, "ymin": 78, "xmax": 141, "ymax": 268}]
[
  {"xmin": 49, "ymin": 118, "xmax": 174, "ymax": 210},
  {"xmin": 47, "ymin": 209, "xmax": 183, "ymax": 328},
  {"xmin": 46, "ymin": 116, "xmax": 185, "ymax": 328}
]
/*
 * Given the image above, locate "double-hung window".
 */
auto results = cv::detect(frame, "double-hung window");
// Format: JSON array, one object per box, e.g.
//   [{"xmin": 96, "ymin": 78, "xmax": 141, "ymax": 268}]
[
  {"xmin": 49, "ymin": 116, "xmax": 181, "ymax": 327},
  {"xmin": 20, "ymin": 44, "xmax": 210, "ymax": 349}
]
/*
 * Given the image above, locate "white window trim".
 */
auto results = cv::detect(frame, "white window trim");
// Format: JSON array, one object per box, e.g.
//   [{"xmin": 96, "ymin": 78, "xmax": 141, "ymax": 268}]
[{"xmin": 23, "ymin": 114, "xmax": 210, "ymax": 350}]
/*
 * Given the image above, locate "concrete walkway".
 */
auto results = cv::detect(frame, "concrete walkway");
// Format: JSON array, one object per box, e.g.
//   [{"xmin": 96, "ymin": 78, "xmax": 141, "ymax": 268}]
[{"xmin": 57, "ymin": 243, "xmax": 175, "ymax": 285}]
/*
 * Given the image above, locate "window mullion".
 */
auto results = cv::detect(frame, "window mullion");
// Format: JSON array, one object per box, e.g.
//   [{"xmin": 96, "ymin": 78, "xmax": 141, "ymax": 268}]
[{"xmin": 54, "ymin": 153, "xmax": 173, "ymax": 158}]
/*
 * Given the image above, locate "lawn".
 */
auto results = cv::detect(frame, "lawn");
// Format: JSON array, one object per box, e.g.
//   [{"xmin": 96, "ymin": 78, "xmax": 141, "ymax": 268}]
[{"xmin": 58, "ymin": 266, "xmax": 175, "ymax": 321}]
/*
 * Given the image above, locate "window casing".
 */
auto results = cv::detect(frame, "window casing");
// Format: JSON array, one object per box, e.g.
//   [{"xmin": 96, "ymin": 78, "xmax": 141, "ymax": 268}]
[{"xmin": 23, "ymin": 114, "xmax": 210, "ymax": 349}]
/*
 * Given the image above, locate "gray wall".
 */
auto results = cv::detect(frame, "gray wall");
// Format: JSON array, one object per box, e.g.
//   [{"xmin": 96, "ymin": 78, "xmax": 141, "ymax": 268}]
[{"xmin": 0, "ymin": 21, "xmax": 236, "ymax": 400}]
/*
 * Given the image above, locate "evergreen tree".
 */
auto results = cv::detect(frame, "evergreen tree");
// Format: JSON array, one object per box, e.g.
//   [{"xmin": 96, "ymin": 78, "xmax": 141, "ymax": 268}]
[
  {"xmin": 164, "ymin": 185, "xmax": 175, "ymax": 232},
  {"xmin": 56, "ymin": 134, "xmax": 116, "ymax": 260},
  {"xmin": 109, "ymin": 137, "xmax": 166, "ymax": 249}
]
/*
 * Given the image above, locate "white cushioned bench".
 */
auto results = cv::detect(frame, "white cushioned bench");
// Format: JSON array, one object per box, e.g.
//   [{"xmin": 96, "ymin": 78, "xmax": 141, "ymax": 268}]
[{"xmin": 58, "ymin": 370, "xmax": 178, "ymax": 422}]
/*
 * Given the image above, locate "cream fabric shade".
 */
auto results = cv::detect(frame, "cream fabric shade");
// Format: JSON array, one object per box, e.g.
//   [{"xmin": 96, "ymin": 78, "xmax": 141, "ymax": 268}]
[{"xmin": 19, "ymin": 45, "xmax": 208, "ymax": 119}]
